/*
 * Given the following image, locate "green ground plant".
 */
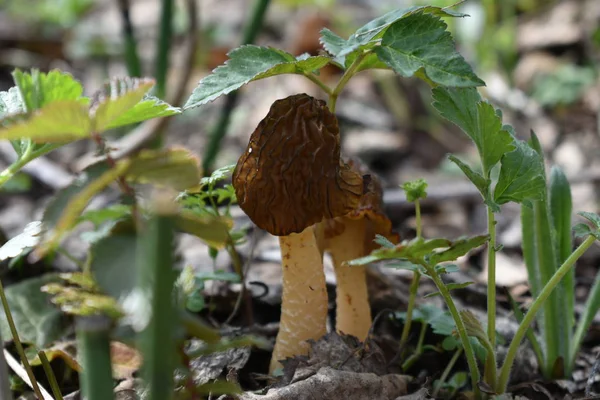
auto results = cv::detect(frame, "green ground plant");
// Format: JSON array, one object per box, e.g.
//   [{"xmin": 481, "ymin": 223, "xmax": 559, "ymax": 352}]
[{"xmin": 0, "ymin": 3, "xmax": 598, "ymax": 399}]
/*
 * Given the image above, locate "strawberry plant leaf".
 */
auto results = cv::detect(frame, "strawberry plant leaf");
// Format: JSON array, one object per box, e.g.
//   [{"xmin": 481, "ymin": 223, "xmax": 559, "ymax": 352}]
[
  {"xmin": 103, "ymin": 95, "xmax": 181, "ymax": 131},
  {"xmin": 447, "ymin": 155, "xmax": 496, "ymax": 210},
  {"xmin": 184, "ymin": 46, "xmax": 331, "ymax": 109},
  {"xmin": 319, "ymin": 28, "xmax": 347, "ymax": 58},
  {"xmin": 432, "ymin": 87, "xmax": 514, "ymax": 174},
  {"xmin": 428, "ymin": 235, "xmax": 489, "ymax": 265},
  {"xmin": 401, "ymin": 178, "xmax": 428, "ymax": 202},
  {"xmin": 574, "ymin": 212, "xmax": 600, "ymax": 240},
  {"xmin": 0, "ymin": 101, "xmax": 91, "ymax": 142},
  {"xmin": 0, "ymin": 274, "xmax": 68, "ymax": 348},
  {"xmin": 12, "ymin": 69, "xmax": 86, "ymax": 111},
  {"xmin": 126, "ymin": 148, "xmax": 202, "ymax": 191},
  {"xmin": 494, "ymin": 139, "xmax": 545, "ymax": 206},
  {"xmin": 374, "ymin": 12, "xmax": 484, "ymax": 87},
  {"xmin": 175, "ymin": 210, "xmax": 231, "ymax": 249},
  {"xmin": 90, "ymin": 77, "xmax": 155, "ymax": 132},
  {"xmin": 424, "ymin": 281, "xmax": 474, "ymax": 298}
]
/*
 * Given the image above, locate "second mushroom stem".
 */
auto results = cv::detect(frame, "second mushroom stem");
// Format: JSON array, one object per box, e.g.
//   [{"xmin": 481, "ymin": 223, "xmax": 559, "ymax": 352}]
[
  {"xmin": 328, "ymin": 219, "xmax": 372, "ymax": 341},
  {"xmin": 269, "ymin": 227, "xmax": 328, "ymax": 373}
]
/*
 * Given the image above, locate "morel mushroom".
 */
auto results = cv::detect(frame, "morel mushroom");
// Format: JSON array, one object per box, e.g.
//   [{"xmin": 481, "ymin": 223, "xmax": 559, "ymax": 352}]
[
  {"xmin": 232, "ymin": 94, "xmax": 363, "ymax": 372},
  {"xmin": 321, "ymin": 158, "xmax": 398, "ymax": 340}
]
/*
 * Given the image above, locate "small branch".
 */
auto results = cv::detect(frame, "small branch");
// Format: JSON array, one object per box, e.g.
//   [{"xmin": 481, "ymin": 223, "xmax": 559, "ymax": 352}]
[{"xmin": 328, "ymin": 51, "xmax": 369, "ymax": 113}]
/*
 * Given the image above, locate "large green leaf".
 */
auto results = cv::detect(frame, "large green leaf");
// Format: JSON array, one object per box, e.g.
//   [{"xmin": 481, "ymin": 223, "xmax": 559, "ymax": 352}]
[
  {"xmin": 90, "ymin": 77, "xmax": 155, "ymax": 132},
  {"xmin": 374, "ymin": 12, "xmax": 484, "ymax": 87},
  {"xmin": 494, "ymin": 139, "xmax": 545, "ymax": 206},
  {"xmin": 184, "ymin": 46, "xmax": 331, "ymax": 109},
  {"xmin": 432, "ymin": 87, "xmax": 514, "ymax": 174},
  {"xmin": 91, "ymin": 233, "xmax": 137, "ymax": 300},
  {"xmin": 0, "ymin": 100, "xmax": 90, "ymax": 142},
  {"xmin": 104, "ymin": 95, "xmax": 181, "ymax": 130},
  {"xmin": 0, "ymin": 274, "xmax": 68, "ymax": 348},
  {"xmin": 126, "ymin": 148, "xmax": 202, "ymax": 191},
  {"xmin": 12, "ymin": 69, "xmax": 86, "ymax": 112}
]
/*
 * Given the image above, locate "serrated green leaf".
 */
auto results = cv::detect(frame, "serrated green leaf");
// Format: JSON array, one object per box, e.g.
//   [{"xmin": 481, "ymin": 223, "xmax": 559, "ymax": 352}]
[
  {"xmin": 319, "ymin": 28, "xmax": 347, "ymax": 57},
  {"xmin": 494, "ymin": 139, "xmax": 545, "ymax": 205},
  {"xmin": 448, "ymin": 155, "xmax": 494, "ymax": 209},
  {"xmin": 0, "ymin": 274, "xmax": 68, "ymax": 348},
  {"xmin": 578, "ymin": 212, "xmax": 600, "ymax": 231},
  {"xmin": 0, "ymin": 221, "xmax": 42, "ymax": 261},
  {"xmin": 199, "ymin": 164, "xmax": 235, "ymax": 188},
  {"xmin": 184, "ymin": 46, "xmax": 331, "ymax": 109},
  {"xmin": 374, "ymin": 234, "xmax": 396, "ymax": 249},
  {"xmin": 573, "ymin": 223, "xmax": 595, "ymax": 239},
  {"xmin": 432, "ymin": 87, "xmax": 514, "ymax": 174},
  {"xmin": 12, "ymin": 69, "xmax": 85, "ymax": 111},
  {"xmin": 104, "ymin": 95, "xmax": 181, "ymax": 130},
  {"xmin": 175, "ymin": 210, "xmax": 231, "ymax": 249},
  {"xmin": 374, "ymin": 12, "xmax": 484, "ymax": 87},
  {"xmin": 91, "ymin": 77, "xmax": 155, "ymax": 132},
  {"xmin": 401, "ymin": 178, "xmax": 428, "ymax": 202},
  {"xmin": 126, "ymin": 148, "xmax": 202, "ymax": 191},
  {"xmin": 428, "ymin": 235, "xmax": 489, "ymax": 265},
  {"xmin": 0, "ymin": 100, "xmax": 90, "ymax": 142}
]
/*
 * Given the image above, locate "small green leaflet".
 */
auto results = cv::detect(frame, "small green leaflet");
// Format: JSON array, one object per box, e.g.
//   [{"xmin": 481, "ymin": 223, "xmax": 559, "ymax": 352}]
[
  {"xmin": 574, "ymin": 212, "xmax": 600, "ymax": 240},
  {"xmin": 12, "ymin": 69, "xmax": 86, "ymax": 111},
  {"xmin": 494, "ymin": 139, "xmax": 545, "ymax": 206},
  {"xmin": 374, "ymin": 12, "xmax": 484, "ymax": 87},
  {"xmin": 101, "ymin": 95, "xmax": 180, "ymax": 130},
  {"xmin": 184, "ymin": 46, "xmax": 331, "ymax": 109},
  {"xmin": 432, "ymin": 87, "xmax": 514, "ymax": 174},
  {"xmin": 447, "ymin": 155, "xmax": 493, "ymax": 208}
]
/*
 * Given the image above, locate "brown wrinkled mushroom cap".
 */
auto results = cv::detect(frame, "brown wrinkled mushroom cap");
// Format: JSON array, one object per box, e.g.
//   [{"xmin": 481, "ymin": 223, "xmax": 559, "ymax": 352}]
[
  {"xmin": 323, "ymin": 157, "xmax": 399, "ymax": 251},
  {"xmin": 233, "ymin": 93, "xmax": 363, "ymax": 236}
]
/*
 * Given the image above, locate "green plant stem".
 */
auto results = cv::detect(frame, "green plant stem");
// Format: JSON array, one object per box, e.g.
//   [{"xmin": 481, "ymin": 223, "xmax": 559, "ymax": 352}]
[
  {"xmin": 137, "ymin": 211, "xmax": 177, "ymax": 400},
  {"xmin": 402, "ymin": 321, "xmax": 427, "ymax": 370},
  {"xmin": 117, "ymin": 0, "xmax": 142, "ymax": 77},
  {"xmin": 497, "ymin": 234, "xmax": 596, "ymax": 393},
  {"xmin": 38, "ymin": 350, "xmax": 64, "ymax": 400},
  {"xmin": 425, "ymin": 264, "xmax": 481, "ymax": 398},
  {"xmin": 155, "ymin": 0, "xmax": 173, "ymax": 99},
  {"xmin": 0, "ymin": 278, "xmax": 45, "ymax": 400},
  {"xmin": 415, "ymin": 199, "xmax": 422, "ymax": 240},
  {"xmin": 76, "ymin": 316, "xmax": 114, "ymax": 400},
  {"xmin": 0, "ymin": 143, "xmax": 62, "ymax": 188},
  {"xmin": 570, "ymin": 272, "xmax": 600, "ymax": 372},
  {"xmin": 202, "ymin": 0, "xmax": 271, "ymax": 173},
  {"xmin": 485, "ymin": 206, "xmax": 497, "ymax": 386},
  {"xmin": 433, "ymin": 348, "xmax": 463, "ymax": 397},
  {"xmin": 328, "ymin": 51, "xmax": 369, "ymax": 113},
  {"xmin": 303, "ymin": 72, "xmax": 333, "ymax": 96},
  {"xmin": 400, "ymin": 271, "xmax": 420, "ymax": 351}
]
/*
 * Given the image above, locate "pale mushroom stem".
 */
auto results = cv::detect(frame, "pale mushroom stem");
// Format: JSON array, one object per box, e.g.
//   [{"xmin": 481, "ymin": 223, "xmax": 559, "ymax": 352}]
[
  {"xmin": 328, "ymin": 218, "xmax": 372, "ymax": 341},
  {"xmin": 269, "ymin": 227, "xmax": 328, "ymax": 373}
]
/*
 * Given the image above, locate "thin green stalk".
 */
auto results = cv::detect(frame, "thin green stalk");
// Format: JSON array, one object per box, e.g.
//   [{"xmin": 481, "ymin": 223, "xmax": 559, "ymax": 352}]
[
  {"xmin": 400, "ymin": 271, "xmax": 421, "ymax": 352},
  {"xmin": 402, "ymin": 320, "xmax": 427, "ymax": 370},
  {"xmin": 497, "ymin": 235, "xmax": 596, "ymax": 393},
  {"xmin": 203, "ymin": 0, "xmax": 271, "ymax": 172},
  {"xmin": 302, "ymin": 72, "xmax": 333, "ymax": 96},
  {"xmin": 0, "ymin": 331, "xmax": 12, "ymax": 400},
  {"xmin": 485, "ymin": 206, "xmax": 497, "ymax": 386},
  {"xmin": 328, "ymin": 51, "xmax": 369, "ymax": 113},
  {"xmin": 38, "ymin": 350, "xmax": 64, "ymax": 400},
  {"xmin": 117, "ymin": 0, "xmax": 142, "ymax": 77},
  {"xmin": 0, "ymin": 143, "xmax": 62, "ymax": 188},
  {"xmin": 154, "ymin": 0, "xmax": 173, "ymax": 99},
  {"xmin": 433, "ymin": 348, "xmax": 463, "ymax": 397},
  {"xmin": 415, "ymin": 199, "xmax": 422, "ymax": 240},
  {"xmin": 570, "ymin": 272, "xmax": 600, "ymax": 372},
  {"xmin": 425, "ymin": 264, "xmax": 481, "ymax": 398},
  {"xmin": 0, "ymin": 278, "xmax": 45, "ymax": 400},
  {"xmin": 76, "ymin": 316, "xmax": 114, "ymax": 400},
  {"xmin": 137, "ymin": 209, "xmax": 177, "ymax": 400}
]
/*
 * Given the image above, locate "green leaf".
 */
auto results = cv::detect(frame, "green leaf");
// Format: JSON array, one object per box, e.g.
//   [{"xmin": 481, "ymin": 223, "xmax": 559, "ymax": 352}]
[
  {"xmin": 91, "ymin": 233, "xmax": 137, "ymax": 300},
  {"xmin": 175, "ymin": 210, "xmax": 231, "ymax": 249},
  {"xmin": 0, "ymin": 101, "xmax": 91, "ymax": 142},
  {"xmin": 428, "ymin": 235, "xmax": 489, "ymax": 265},
  {"xmin": 447, "ymin": 155, "xmax": 494, "ymax": 209},
  {"xmin": 199, "ymin": 164, "xmax": 235, "ymax": 188},
  {"xmin": 432, "ymin": 87, "xmax": 514, "ymax": 174},
  {"xmin": 374, "ymin": 12, "xmax": 484, "ymax": 87},
  {"xmin": 573, "ymin": 223, "xmax": 595, "ymax": 239},
  {"xmin": 494, "ymin": 139, "xmax": 545, "ymax": 205},
  {"xmin": 90, "ymin": 77, "xmax": 155, "ymax": 132},
  {"xmin": 578, "ymin": 212, "xmax": 600, "ymax": 231},
  {"xmin": 78, "ymin": 204, "xmax": 132, "ymax": 228},
  {"xmin": 347, "ymin": 237, "xmax": 453, "ymax": 266},
  {"xmin": 12, "ymin": 69, "xmax": 85, "ymax": 111},
  {"xmin": 319, "ymin": 28, "xmax": 347, "ymax": 58},
  {"xmin": 0, "ymin": 274, "xmax": 68, "ymax": 348},
  {"xmin": 401, "ymin": 178, "xmax": 428, "ymax": 202},
  {"xmin": 184, "ymin": 46, "xmax": 331, "ymax": 108},
  {"xmin": 126, "ymin": 148, "xmax": 202, "ymax": 191},
  {"xmin": 374, "ymin": 234, "xmax": 396, "ymax": 249},
  {"xmin": 103, "ymin": 95, "xmax": 181, "ymax": 131},
  {"xmin": 0, "ymin": 221, "xmax": 42, "ymax": 261}
]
